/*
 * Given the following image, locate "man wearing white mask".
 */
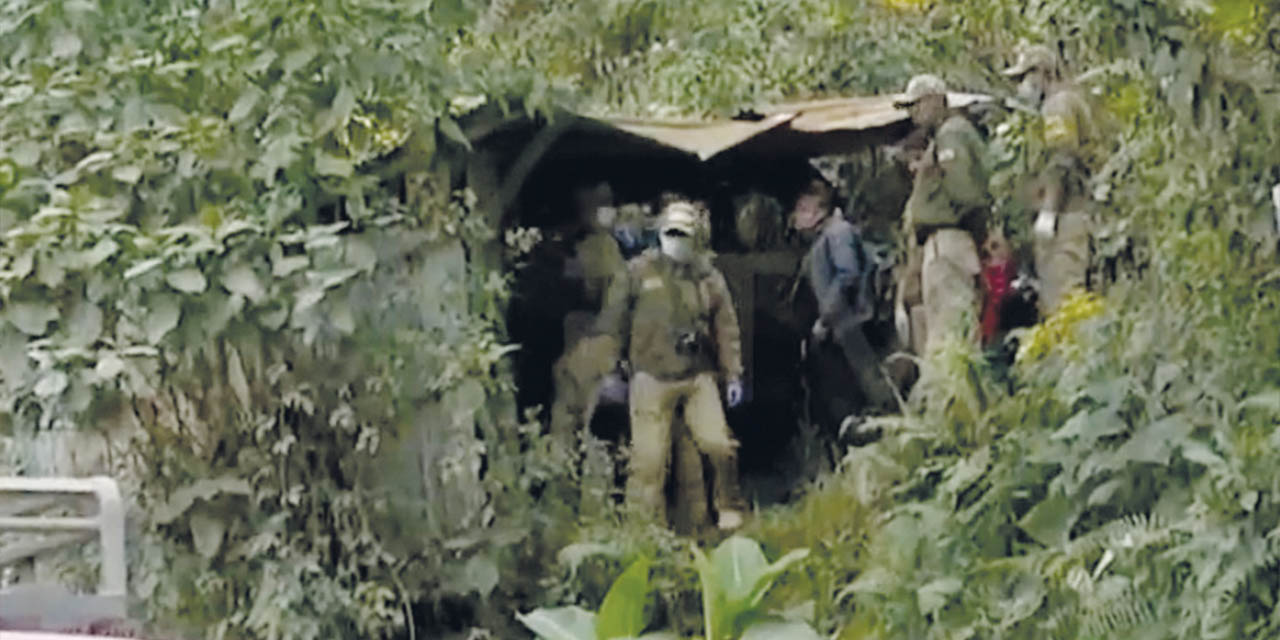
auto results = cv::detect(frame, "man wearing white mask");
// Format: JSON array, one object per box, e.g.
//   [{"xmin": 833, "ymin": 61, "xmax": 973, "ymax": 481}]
[
  {"xmin": 595, "ymin": 200, "xmax": 748, "ymax": 530},
  {"xmin": 1003, "ymin": 44, "xmax": 1098, "ymax": 315}
]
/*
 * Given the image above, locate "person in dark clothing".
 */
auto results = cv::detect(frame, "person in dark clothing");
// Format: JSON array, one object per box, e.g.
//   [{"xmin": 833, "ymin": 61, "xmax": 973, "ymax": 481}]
[{"xmin": 791, "ymin": 179, "xmax": 898, "ymax": 417}]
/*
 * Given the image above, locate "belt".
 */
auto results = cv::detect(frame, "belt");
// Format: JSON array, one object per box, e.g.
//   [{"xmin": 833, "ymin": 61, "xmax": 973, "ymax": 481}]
[{"xmin": 916, "ymin": 208, "xmax": 985, "ymax": 244}]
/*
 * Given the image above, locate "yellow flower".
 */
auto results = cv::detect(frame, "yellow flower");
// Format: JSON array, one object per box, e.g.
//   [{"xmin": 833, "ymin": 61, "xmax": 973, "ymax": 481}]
[
  {"xmin": 882, "ymin": 0, "xmax": 932, "ymax": 10},
  {"xmin": 1016, "ymin": 289, "xmax": 1104, "ymax": 363}
]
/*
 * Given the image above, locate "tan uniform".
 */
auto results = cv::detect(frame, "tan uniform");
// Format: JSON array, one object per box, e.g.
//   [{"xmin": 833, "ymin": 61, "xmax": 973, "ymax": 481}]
[
  {"xmin": 902, "ymin": 114, "xmax": 991, "ymax": 353},
  {"xmin": 1033, "ymin": 86, "xmax": 1095, "ymax": 315},
  {"xmin": 549, "ymin": 229, "xmax": 625, "ymax": 447},
  {"xmin": 595, "ymin": 249, "xmax": 745, "ymax": 523}
]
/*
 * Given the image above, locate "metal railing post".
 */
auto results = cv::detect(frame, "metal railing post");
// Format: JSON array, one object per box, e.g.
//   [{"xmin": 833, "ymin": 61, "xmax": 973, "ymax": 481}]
[{"xmin": 0, "ymin": 476, "xmax": 128, "ymax": 622}]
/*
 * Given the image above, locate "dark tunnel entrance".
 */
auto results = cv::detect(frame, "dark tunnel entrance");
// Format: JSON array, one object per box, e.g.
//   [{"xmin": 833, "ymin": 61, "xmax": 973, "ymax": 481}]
[{"xmin": 498, "ymin": 122, "xmax": 915, "ymax": 509}]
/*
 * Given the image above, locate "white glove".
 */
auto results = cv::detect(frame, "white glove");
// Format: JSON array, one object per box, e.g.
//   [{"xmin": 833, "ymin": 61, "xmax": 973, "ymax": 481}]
[
  {"xmin": 726, "ymin": 379, "xmax": 744, "ymax": 408},
  {"xmin": 1034, "ymin": 210, "xmax": 1057, "ymax": 239},
  {"xmin": 811, "ymin": 319, "xmax": 830, "ymax": 342},
  {"xmin": 597, "ymin": 373, "xmax": 627, "ymax": 405}
]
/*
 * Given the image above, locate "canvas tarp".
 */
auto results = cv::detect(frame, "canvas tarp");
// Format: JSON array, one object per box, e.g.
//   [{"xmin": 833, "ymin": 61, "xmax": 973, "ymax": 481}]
[{"xmin": 585, "ymin": 92, "xmax": 994, "ymax": 160}]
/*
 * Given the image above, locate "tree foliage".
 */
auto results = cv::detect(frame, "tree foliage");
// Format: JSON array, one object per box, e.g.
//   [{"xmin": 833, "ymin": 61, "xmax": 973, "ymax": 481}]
[
  {"xmin": 0, "ymin": 1, "xmax": 568, "ymax": 638},
  {"xmin": 3, "ymin": 0, "xmax": 1280, "ymax": 638}
]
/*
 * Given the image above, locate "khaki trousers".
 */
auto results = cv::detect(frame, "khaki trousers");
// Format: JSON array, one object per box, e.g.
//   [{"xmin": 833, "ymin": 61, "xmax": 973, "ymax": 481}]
[
  {"xmin": 922, "ymin": 228, "xmax": 980, "ymax": 353},
  {"xmin": 1034, "ymin": 211, "xmax": 1091, "ymax": 316},
  {"xmin": 669, "ymin": 419, "xmax": 711, "ymax": 532},
  {"xmin": 549, "ymin": 327, "xmax": 617, "ymax": 450},
  {"xmin": 627, "ymin": 371, "xmax": 742, "ymax": 523}
]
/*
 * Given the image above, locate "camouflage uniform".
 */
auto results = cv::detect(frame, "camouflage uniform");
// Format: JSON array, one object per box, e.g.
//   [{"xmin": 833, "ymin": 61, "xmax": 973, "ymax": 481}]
[
  {"xmin": 595, "ymin": 204, "xmax": 746, "ymax": 528},
  {"xmin": 1004, "ymin": 45, "xmax": 1097, "ymax": 315},
  {"xmin": 895, "ymin": 75, "xmax": 991, "ymax": 354},
  {"xmin": 549, "ymin": 186, "xmax": 627, "ymax": 450}
]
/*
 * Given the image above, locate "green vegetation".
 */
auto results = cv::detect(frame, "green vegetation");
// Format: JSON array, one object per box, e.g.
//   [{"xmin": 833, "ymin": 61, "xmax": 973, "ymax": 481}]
[
  {"xmin": 518, "ymin": 537, "xmax": 815, "ymax": 640},
  {"xmin": 2, "ymin": 0, "xmax": 1279, "ymax": 639}
]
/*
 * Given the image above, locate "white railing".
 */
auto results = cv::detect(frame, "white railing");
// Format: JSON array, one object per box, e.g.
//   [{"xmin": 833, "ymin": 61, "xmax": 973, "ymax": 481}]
[{"xmin": 0, "ymin": 477, "xmax": 126, "ymax": 623}]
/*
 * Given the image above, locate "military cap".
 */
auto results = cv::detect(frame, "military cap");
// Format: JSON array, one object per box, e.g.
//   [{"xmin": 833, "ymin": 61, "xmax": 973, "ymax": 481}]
[
  {"xmin": 659, "ymin": 201, "xmax": 700, "ymax": 235},
  {"xmin": 1002, "ymin": 44, "xmax": 1058, "ymax": 77},
  {"xmin": 894, "ymin": 74, "xmax": 948, "ymax": 108}
]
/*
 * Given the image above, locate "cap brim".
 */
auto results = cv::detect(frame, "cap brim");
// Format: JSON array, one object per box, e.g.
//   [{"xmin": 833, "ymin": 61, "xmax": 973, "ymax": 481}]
[
  {"xmin": 661, "ymin": 224, "xmax": 696, "ymax": 235},
  {"xmin": 893, "ymin": 97, "xmax": 917, "ymax": 108},
  {"xmin": 1001, "ymin": 64, "xmax": 1031, "ymax": 77}
]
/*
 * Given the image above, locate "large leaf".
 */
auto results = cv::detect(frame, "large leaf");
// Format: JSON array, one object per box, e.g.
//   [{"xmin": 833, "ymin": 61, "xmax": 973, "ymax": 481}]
[
  {"xmin": 151, "ymin": 476, "xmax": 252, "ymax": 525},
  {"xmin": 697, "ymin": 537, "xmax": 810, "ymax": 640},
  {"xmin": 460, "ymin": 555, "xmax": 500, "ymax": 600},
  {"xmin": 1018, "ymin": 489, "xmax": 1078, "ymax": 548},
  {"xmin": 515, "ymin": 606, "xmax": 597, "ymax": 640},
  {"xmin": 64, "ymin": 299, "xmax": 103, "ymax": 349},
  {"xmin": 1052, "ymin": 408, "xmax": 1125, "ymax": 442},
  {"xmin": 710, "ymin": 537, "xmax": 769, "ymax": 603},
  {"xmin": 596, "ymin": 558, "xmax": 651, "ymax": 640},
  {"xmin": 1114, "ymin": 414, "xmax": 1193, "ymax": 465},
  {"xmin": 145, "ymin": 295, "xmax": 181, "ymax": 344},
  {"xmin": 189, "ymin": 510, "xmax": 227, "ymax": 560},
  {"xmin": 34, "ymin": 370, "xmax": 69, "ymax": 398},
  {"xmin": 221, "ymin": 264, "xmax": 267, "ymax": 303},
  {"xmin": 123, "ymin": 258, "xmax": 164, "ymax": 279},
  {"xmin": 692, "ymin": 545, "xmax": 720, "ymax": 640},
  {"xmin": 916, "ymin": 577, "xmax": 963, "ymax": 617},
  {"xmin": 79, "ymin": 238, "xmax": 120, "ymax": 268},
  {"xmin": 315, "ymin": 151, "xmax": 354, "ymax": 178},
  {"xmin": 7, "ymin": 301, "xmax": 58, "ymax": 336},
  {"xmin": 226, "ymin": 345, "xmax": 252, "ymax": 410},
  {"xmin": 739, "ymin": 620, "xmax": 823, "ymax": 640},
  {"xmin": 166, "ymin": 268, "xmax": 208, "ymax": 294}
]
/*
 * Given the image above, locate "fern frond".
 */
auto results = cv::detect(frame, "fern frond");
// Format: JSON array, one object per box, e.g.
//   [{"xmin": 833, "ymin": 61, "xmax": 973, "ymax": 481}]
[{"xmin": 1080, "ymin": 581, "xmax": 1156, "ymax": 637}]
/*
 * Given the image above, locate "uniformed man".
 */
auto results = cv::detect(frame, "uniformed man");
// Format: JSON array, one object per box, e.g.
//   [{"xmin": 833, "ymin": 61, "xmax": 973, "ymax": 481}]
[
  {"xmin": 892, "ymin": 74, "xmax": 991, "ymax": 354},
  {"xmin": 792, "ymin": 178, "xmax": 897, "ymax": 415},
  {"xmin": 549, "ymin": 182, "xmax": 627, "ymax": 451},
  {"xmin": 595, "ymin": 201, "xmax": 747, "ymax": 530},
  {"xmin": 1003, "ymin": 44, "xmax": 1097, "ymax": 315}
]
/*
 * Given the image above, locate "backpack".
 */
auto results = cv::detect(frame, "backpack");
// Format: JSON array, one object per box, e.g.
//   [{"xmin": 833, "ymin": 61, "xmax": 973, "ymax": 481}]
[{"xmin": 846, "ymin": 228, "xmax": 878, "ymax": 324}]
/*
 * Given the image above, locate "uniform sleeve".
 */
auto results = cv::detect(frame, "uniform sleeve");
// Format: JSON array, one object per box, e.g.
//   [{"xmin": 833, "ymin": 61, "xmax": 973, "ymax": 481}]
[
  {"xmin": 935, "ymin": 120, "xmax": 990, "ymax": 209},
  {"xmin": 578, "ymin": 233, "xmax": 626, "ymax": 310},
  {"xmin": 1042, "ymin": 90, "xmax": 1093, "ymax": 152},
  {"xmin": 707, "ymin": 269, "xmax": 744, "ymax": 382},
  {"xmin": 592, "ymin": 265, "xmax": 633, "ymax": 364}
]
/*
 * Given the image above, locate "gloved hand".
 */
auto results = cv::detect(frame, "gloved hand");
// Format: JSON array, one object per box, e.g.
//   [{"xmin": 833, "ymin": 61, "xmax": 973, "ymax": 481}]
[
  {"xmin": 811, "ymin": 319, "xmax": 830, "ymax": 342},
  {"xmin": 597, "ymin": 373, "xmax": 628, "ymax": 405},
  {"xmin": 726, "ymin": 379, "xmax": 744, "ymax": 408}
]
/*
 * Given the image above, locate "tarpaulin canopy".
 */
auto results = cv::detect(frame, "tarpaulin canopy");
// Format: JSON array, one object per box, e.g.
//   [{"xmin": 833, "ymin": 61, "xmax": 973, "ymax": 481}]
[
  {"xmin": 580, "ymin": 91, "xmax": 994, "ymax": 160},
  {"xmin": 469, "ymin": 91, "xmax": 994, "ymax": 162},
  {"xmin": 602, "ymin": 112, "xmax": 798, "ymax": 160},
  {"xmin": 470, "ymin": 90, "xmax": 997, "ymax": 226}
]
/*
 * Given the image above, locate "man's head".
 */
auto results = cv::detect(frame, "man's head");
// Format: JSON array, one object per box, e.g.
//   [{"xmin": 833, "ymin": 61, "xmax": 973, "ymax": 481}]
[
  {"xmin": 733, "ymin": 191, "xmax": 784, "ymax": 251},
  {"xmin": 895, "ymin": 74, "xmax": 949, "ymax": 128},
  {"xmin": 1002, "ymin": 44, "xmax": 1059, "ymax": 108},
  {"xmin": 790, "ymin": 178, "xmax": 835, "ymax": 240},
  {"xmin": 983, "ymin": 228, "xmax": 1012, "ymax": 263},
  {"xmin": 657, "ymin": 201, "xmax": 702, "ymax": 263},
  {"xmin": 573, "ymin": 181, "xmax": 617, "ymax": 229}
]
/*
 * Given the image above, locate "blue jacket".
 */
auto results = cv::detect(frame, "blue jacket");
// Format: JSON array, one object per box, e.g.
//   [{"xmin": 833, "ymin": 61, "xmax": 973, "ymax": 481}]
[{"xmin": 809, "ymin": 215, "xmax": 873, "ymax": 325}]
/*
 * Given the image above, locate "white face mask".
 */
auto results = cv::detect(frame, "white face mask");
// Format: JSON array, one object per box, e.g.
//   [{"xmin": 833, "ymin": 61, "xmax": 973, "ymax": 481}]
[
  {"xmin": 595, "ymin": 206, "xmax": 618, "ymax": 229},
  {"xmin": 659, "ymin": 233, "xmax": 695, "ymax": 263}
]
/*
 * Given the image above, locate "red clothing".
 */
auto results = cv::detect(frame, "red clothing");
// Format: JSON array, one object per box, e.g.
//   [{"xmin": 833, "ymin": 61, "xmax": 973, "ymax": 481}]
[{"xmin": 981, "ymin": 260, "xmax": 1013, "ymax": 345}]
